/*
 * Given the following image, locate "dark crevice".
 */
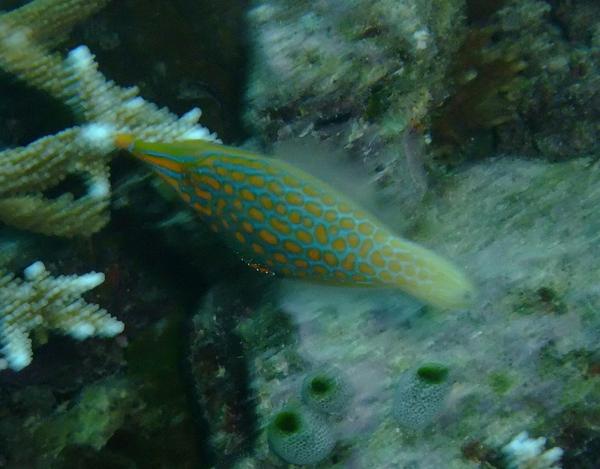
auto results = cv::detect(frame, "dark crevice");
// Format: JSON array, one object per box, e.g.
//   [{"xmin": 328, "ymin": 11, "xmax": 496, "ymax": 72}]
[
  {"xmin": 0, "ymin": 73, "xmax": 75, "ymax": 147},
  {"xmin": 314, "ymin": 111, "xmax": 353, "ymax": 130}
]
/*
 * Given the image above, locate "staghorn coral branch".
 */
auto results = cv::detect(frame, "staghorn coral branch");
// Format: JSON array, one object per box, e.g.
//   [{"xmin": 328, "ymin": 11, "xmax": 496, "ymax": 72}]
[
  {"xmin": 0, "ymin": 261, "xmax": 123, "ymax": 371},
  {"xmin": 0, "ymin": 0, "xmax": 111, "ymax": 102},
  {"xmin": 0, "ymin": 26, "xmax": 69, "ymax": 104},
  {"xmin": 0, "ymin": 0, "xmax": 218, "ymax": 239},
  {"xmin": 0, "ymin": 0, "xmax": 219, "ymax": 368},
  {"xmin": 0, "ymin": 124, "xmax": 113, "ymax": 237},
  {"xmin": 1, "ymin": 0, "xmax": 111, "ymax": 48},
  {"xmin": 0, "ymin": 128, "xmax": 84, "ymax": 195},
  {"xmin": 0, "ymin": 188, "xmax": 110, "ymax": 238}
]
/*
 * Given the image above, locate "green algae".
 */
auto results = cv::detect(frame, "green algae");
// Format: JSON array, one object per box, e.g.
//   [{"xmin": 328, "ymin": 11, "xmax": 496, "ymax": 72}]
[
  {"xmin": 237, "ymin": 303, "xmax": 296, "ymax": 355},
  {"xmin": 488, "ymin": 372, "xmax": 514, "ymax": 395},
  {"xmin": 417, "ymin": 363, "xmax": 449, "ymax": 385},
  {"xmin": 0, "ymin": 379, "xmax": 136, "ymax": 466}
]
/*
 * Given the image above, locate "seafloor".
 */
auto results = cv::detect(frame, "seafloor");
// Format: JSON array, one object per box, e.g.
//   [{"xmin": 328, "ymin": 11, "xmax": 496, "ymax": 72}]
[{"xmin": 0, "ymin": 1, "xmax": 599, "ymax": 468}]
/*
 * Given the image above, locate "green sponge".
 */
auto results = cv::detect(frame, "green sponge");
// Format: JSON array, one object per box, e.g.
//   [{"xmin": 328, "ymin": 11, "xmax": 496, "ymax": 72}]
[
  {"xmin": 301, "ymin": 366, "xmax": 353, "ymax": 417},
  {"xmin": 267, "ymin": 405, "xmax": 335, "ymax": 465},
  {"xmin": 392, "ymin": 363, "xmax": 450, "ymax": 430}
]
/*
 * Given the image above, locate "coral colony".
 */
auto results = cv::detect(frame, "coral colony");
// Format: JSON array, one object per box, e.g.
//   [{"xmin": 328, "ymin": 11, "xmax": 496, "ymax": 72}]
[
  {"xmin": 0, "ymin": 0, "xmax": 215, "ymax": 369},
  {"xmin": 0, "ymin": 262, "xmax": 123, "ymax": 371}
]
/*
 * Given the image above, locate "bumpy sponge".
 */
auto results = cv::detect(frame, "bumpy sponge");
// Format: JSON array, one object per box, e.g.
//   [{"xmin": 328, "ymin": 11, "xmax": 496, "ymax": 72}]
[
  {"xmin": 392, "ymin": 363, "xmax": 450, "ymax": 430},
  {"xmin": 267, "ymin": 405, "xmax": 335, "ymax": 465},
  {"xmin": 301, "ymin": 366, "xmax": 353, "ymax": 417}
]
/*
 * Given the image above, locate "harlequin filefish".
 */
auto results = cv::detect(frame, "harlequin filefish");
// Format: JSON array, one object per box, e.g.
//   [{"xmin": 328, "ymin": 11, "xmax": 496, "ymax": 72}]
[{"xmin": 115, "ymin": 135, "xmax": 474, "ymax": 309}]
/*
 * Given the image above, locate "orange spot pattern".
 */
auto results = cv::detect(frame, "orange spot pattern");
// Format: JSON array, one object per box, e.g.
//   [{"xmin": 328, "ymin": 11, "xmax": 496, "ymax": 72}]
[
  {"xmin": 315, "ymin": 224, "xmax": 328, "ymax": 244},
  {"xmin": 143, "ymin": 144, "xmax": 422, "ymax": 289},
  {"xmin": 248, "ymin": 207, "xmax": 265, "ymax": 222},
  {"xmin": 259, "ymin": 229, "xmax": 278, "ymax": 245},
  {"xmin": 296, "ymin": 230, "xmax": 313, "ymax": 244},
  {"xmin": 270, "ymin": 218, "xmax": 291, "ymax": 234}
]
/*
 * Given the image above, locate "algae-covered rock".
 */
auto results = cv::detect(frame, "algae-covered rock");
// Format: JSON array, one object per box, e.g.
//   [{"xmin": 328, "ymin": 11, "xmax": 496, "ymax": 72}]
[
  {"xmin": 244, "ymin": 0, "xmax": 466, "ymax": 206},
  {"xmin": 230, "ymin": 156, "xmax": 600, "ymax": 467},
  {"xmin": 246, "ymin": 0, "xmax": 464, "ymax": 140},
  {"xmin": 1, "ymin": 379, "xmax": 135, "ymax": 466},
  {"xmin": 246, "ymin": 0, "xmax": 600, "ymax": 173}
]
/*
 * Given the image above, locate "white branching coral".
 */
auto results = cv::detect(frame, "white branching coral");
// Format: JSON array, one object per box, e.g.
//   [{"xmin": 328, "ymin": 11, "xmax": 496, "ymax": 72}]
[
  {"xmin": 502, "ymin": 431, "xmax": 564, "ymax": 469},
  {"xmin": 0, "ymin": 261, "xmax": 123, "ymax": 371},
  {"xmin": 0, "ymin": 0, "xmax": 221, "ymax": 369},
  {"xmin": 0, "ymin": 0, "xmax": 218, "ymax": 238},
  {"xmin": 0, "ymin": 127, "xmax": 113, "ymax": 237}
]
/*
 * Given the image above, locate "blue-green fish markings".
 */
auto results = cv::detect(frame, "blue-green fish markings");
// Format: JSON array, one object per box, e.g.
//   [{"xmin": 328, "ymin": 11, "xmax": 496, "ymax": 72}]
[{"xmin": 116, "ymin": 135, "xmax": 474, "ymax": 309}]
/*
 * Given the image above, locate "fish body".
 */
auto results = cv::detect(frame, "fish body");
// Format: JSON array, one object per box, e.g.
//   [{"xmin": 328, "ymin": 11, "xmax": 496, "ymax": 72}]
[{"xmin": 116, "ymin": 135, "xmax": 473, "ymax": 309}]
